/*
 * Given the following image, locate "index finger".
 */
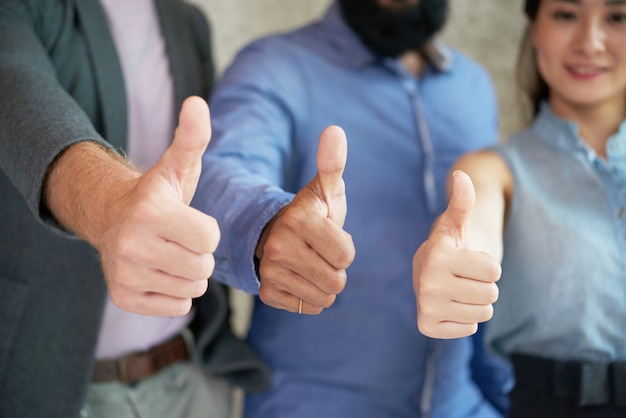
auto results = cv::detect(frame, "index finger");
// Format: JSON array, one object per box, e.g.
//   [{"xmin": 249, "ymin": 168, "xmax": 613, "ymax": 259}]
[
  {"xmin": 302, "ymin": 216, "xmax": 355, "ymax": 270},
  {"xmin": 450, "ymin": 248, "xmax": 502, "ymax": 284},
  {"xmin": 160, "ymin": 202, "xmax": 221, "ymax": 255}
]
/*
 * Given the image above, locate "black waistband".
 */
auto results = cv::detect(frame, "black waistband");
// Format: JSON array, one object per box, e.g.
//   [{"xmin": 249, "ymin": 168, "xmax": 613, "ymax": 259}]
[{"xmin": 511, "ymin": 353, "xmax": 626, "ymax": 407}]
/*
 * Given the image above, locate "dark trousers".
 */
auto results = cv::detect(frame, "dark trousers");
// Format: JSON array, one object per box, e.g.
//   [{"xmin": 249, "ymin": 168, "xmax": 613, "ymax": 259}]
[{"xmin": 509, "ymin": 353, "xmax": 626, "ymax": 418}]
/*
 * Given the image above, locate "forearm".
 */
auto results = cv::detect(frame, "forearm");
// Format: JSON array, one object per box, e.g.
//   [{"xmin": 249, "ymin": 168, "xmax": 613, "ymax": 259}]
[
  {"xmin": 43, "ymin": 141, "xmax": 141, "ymax": 246},
  {"xmin": 451, "ymin": 153, "xmax": 509, "ymax": 261},
  {"xmin": 192, "ymin": 154, "xmax": 293, "ymax": 293},
  {"xmin": 465, "ymin": 211, "xmax": 505, "ymax": 262}
]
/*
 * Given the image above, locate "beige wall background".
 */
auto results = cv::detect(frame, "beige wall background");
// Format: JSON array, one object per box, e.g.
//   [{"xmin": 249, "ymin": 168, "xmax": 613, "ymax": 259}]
[{"xmin": 184, "ymin": 1, "xmax": 529, "ymax": 415}]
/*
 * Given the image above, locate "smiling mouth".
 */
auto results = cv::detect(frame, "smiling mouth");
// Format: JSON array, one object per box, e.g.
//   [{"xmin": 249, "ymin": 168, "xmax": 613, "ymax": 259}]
[{"xmin": 566, "ymin": 65, "xmax": 606, "ymax": 77}]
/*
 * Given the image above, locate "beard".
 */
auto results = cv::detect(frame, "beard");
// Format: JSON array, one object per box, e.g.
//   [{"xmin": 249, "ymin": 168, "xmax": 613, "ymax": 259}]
[{"xmin": 339, "ymin": 0, "xmax": 449, "ymax": 58}]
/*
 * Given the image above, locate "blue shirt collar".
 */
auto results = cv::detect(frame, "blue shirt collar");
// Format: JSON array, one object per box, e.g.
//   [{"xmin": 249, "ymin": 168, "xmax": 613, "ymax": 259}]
[
  {"xmin": 322, "ymin": 2, "xmax": 453, "ymax": 73},
  {"xmin": 533, "ymin": 101, "xmax": 626, "ymax": 169}
]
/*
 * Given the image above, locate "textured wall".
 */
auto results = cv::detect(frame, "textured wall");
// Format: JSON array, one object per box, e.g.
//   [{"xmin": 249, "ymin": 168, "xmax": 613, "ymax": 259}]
[{"xmin": 441, "ymin": 0, "xmax": 528, "ymax": 137}]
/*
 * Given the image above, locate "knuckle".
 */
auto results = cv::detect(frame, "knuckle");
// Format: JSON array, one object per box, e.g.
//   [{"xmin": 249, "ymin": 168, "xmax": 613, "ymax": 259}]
[
  {"xmin": 262, "ymin": 238, "xmax": 286, "ymax": 263},
  {"xmin": 202, "ymin": 217, "xmax": 221, "ymax": 253},
  {"xmin": 110, "ymin": 234, "xmax": 136, "ymax": 261},
  {"xmin": 199, "ymin": 254, "xmax": 216, "ymax": 280},
  {"xmin": 103, "ymin": 263, "xmax": 122, "ymax": 287},
  {"xmin": 131, "ymin": 197, "xmax": 161, "ymax": 222},
  {"xmin": 415, "ymin": 253, "xmax": 445, "ymax": 283},
  {"xmin": 417, "ymin": 300, "xmax": 441, "ymax": 322},
  {"xmin": 479, "ymin": 304, "xmax": 495, "ymax": 323},
  {"xmin": 117, "ymin": 271, "xmax": 142, "ymax": 289},
  {"xmin": 258, "ymin": 286, "xmax": 278, "ymax": 308},
  {"xmin": 320, "ymin": 294, "xmax": 337, "ymax": 309},
  {"xmin": 466, "ymin": 323, "xmax": 479, "ymax": 337},
  {"xmin": 169, "ymin": 299, "xmax": 193, "ymax": 317},
  {"xmin": 308, "ymin": 306, "xmax": 324, "ymax": 315},
  {"xmin": 192, "ymin": 279, "xmax": 209, "ymax": 298},
  {"xmin": 418, "ymin": 280, "xmax": 442, "ymax": 301},
  {"xmin": 280, "ymin": 207, "xmax": 307, "ymax": 230},
  {"xmin": 321, "ymin": 270, "xmax": 347, "ymax": 295},
  {"xmin": 108, "ymin": 288, "xmax": 125, "ymax": 309},
  {"xmin": 334, "ymin": 237, "xmax": 356, "ymax": 269},
  {"xmin": 425, "ymin": 248, "xmax": 448, "ymax": 270},
  {"xmin": 110, "ymin": 290, "xmax": 141, "ymax": 314},
  {"xmin": 417, "ymin": 318, "xmax": 436, "ymax": 337},
  {"xmin": 487, "ymin": 283, "xmax": 499, "ymax": 304},
  {"xmin": 486, "ymin": 261, "xmax": 502, "ymax": 282},
  {"xmin": 257, "ymin": 262, "xmax": 270, "ymax": 281}
]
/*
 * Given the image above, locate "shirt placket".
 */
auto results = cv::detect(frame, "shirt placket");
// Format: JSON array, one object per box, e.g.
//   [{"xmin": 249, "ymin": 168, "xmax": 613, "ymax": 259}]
[
  {"xmin": 393, "ymin": 65, "xmax": 438, "ymax": 215},
  {"xmin": 605, "ymin": 137, "xmax": 626, "ymax": 358}
]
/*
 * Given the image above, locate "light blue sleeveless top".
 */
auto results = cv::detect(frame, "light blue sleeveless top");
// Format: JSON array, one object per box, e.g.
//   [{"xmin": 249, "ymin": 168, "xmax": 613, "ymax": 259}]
[{"xmin": 485, "ymin": 103, "xmax": 626, "ymax": 362}]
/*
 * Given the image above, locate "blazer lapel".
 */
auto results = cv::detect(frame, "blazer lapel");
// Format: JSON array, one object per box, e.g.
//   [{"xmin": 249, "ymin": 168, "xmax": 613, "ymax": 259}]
[
  {"xmin": 155, "ymin": 0, "xmax": 214, "ymax": 125},
  {"xmin": 73, "ymin": 0, "xmax": 127, "ymax": 149}
]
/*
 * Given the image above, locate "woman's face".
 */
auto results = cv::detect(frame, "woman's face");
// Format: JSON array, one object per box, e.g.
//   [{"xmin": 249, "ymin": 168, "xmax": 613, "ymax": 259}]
[{"xmin": 531, "ymin": 0, "xmax": 626, "ymax": 115}]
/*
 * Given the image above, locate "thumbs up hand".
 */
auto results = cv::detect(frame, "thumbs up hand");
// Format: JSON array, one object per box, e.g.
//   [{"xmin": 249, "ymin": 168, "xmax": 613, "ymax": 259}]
[
  {"xmin": 96, "ymin": 96, "xmax": 220, "ymax": 316},
  {"xmin": 256, "ymin": 126, "xmax": 355, "ymax": 315},
  {"xmin": 412, "ymin": 170, "xmax": 501, "ymax": 339}
]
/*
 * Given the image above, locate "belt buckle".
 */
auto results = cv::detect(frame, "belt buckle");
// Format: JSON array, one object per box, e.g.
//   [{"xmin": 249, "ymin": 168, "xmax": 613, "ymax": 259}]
[
  {"xmin": 117, "ymin": 354, "xmax": 132, "ymax": 384},
  {"xmin": 578, "ymin": 363, "xmax": 610, "ymax": 406},
  {"xmin": 553, "ymin": 361, "xmax": 610, "ymax": 406}
]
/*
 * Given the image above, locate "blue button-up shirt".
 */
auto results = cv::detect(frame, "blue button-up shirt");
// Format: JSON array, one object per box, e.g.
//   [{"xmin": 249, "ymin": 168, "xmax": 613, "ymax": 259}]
[{"xmin": 193, "ymin": 3, "xmax": 511, "ymax": 417}]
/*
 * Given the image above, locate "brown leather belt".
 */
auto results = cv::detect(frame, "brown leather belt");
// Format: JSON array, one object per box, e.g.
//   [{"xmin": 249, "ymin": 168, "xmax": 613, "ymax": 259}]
[{"xmin": 92, "ymin": 334, "xmax": 189, "ymax": 384}]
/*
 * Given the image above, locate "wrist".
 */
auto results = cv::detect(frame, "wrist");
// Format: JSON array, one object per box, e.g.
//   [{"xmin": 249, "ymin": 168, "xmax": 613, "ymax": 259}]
[{"xmin": 43, "ymin": 141, "xmax": 141, "ymax": 246}]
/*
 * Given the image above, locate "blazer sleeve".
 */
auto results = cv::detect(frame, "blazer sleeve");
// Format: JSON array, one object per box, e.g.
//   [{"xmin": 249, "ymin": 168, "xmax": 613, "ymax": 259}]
[{"xmin": 0, "ymin": 0, "xmax": 112, "ymax": 226}]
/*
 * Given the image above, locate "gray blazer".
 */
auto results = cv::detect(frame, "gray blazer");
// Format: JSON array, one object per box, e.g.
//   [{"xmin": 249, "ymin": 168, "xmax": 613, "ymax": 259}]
[{"xmin": 0, "ymin": 1, "xmax": 269, "ymax": 416}]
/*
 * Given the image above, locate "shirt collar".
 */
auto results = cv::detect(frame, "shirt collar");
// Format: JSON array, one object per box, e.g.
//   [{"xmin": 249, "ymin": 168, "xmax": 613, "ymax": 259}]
[
  {"xmin": 321, "ymin": 1, "xmax": 453, "ymax": 73},
  {"xmin": 533, "ymin": 101, "xmax": 626, "ymax": 169}
]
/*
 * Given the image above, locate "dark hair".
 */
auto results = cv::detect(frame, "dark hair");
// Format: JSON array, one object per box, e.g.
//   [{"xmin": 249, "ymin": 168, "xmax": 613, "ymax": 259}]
[
  {"xmin": 524, "ymin": 0, "xmax": 539, "ymax": 18},
  {"xmin": 518, "ymin": 0, "xmax": 549, "ymax": 119}
]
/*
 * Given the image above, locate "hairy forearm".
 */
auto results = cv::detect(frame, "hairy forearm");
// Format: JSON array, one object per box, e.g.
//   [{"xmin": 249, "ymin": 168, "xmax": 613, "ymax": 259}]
[{"xmin": 43, "ymin": 141, "xmax": 141, "ymax": 246}]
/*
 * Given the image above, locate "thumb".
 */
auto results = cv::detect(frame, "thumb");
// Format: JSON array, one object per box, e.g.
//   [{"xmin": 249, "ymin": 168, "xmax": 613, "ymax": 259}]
[
  {"xmin": 316, "ymin": 125, "xmax": 348, "ymax": 226},
  {"xmin": 159, "ymin": 96, "xmax": 212, "ymax": 204},
  {"xmin": 438, "ymin": 170, "xmax": 475, "ymax": 248}
]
